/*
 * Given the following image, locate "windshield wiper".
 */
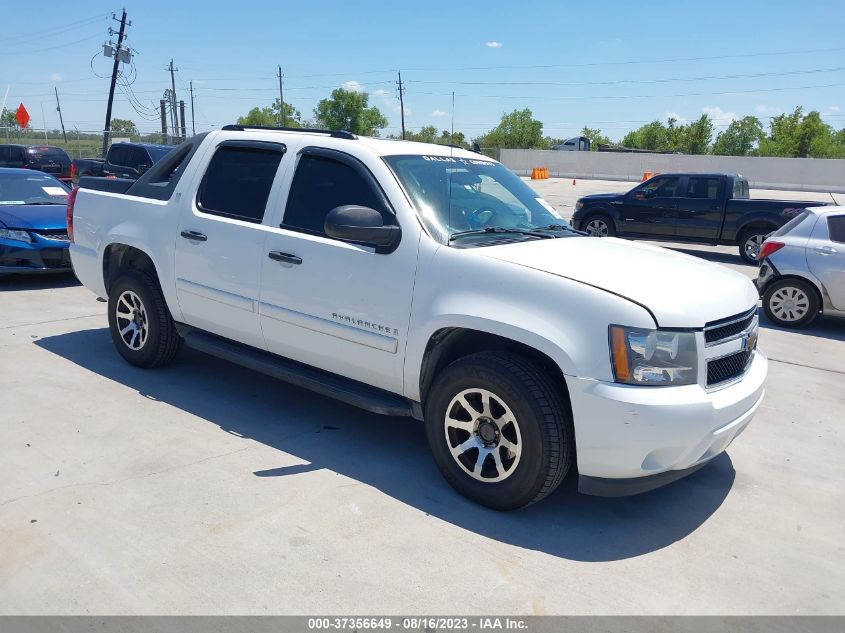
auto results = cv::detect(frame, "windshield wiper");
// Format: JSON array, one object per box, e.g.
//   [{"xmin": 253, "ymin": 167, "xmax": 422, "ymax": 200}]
[{"xmin": 449, "ymin": 226, "xmax": 554, "ymax": 241}]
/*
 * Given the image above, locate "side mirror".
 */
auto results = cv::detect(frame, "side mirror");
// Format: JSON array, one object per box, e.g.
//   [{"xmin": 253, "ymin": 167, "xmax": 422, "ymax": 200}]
[{"xmin": 324, "ymin": 205, "xmax": 401, "ymax": 253}]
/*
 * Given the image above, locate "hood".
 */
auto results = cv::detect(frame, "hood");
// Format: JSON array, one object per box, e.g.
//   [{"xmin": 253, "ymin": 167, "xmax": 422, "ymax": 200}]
[
  {"xmin": 479, "ymin": 237, "xmax": 758, "ymax": 328},
  {"xmin": 578, "ymin": 193, "xmax": 624, "ymax": 202},
  {"xmin": 0, "ymin": 204, "xmax": 68, "ymax": 231}
]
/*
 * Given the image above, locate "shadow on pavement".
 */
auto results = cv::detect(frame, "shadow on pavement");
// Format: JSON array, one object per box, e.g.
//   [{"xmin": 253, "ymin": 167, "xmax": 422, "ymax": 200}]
[
  {"xmin": 758, "ymin": 307, "xmax": 845, "ymax": 342},
  {"xmin": 0, "ymin": 272, "xmax": 80, "ymax": 292},
  {"xmin": 36, "ymin": 327, "xmax": 737, "ymax": 563},
  {"xmin": 665, "ymin": 246, "xmax": 751, "ymax": 267}
]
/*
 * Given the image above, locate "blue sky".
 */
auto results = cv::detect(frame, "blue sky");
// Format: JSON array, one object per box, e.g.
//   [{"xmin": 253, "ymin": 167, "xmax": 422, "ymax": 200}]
[{"xmin": 2, "ymin": 0, "xmax": 844, "ymax": 141}]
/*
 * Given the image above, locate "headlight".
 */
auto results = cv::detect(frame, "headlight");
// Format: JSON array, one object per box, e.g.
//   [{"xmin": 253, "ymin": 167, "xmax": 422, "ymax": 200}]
[
  {"xmin": 0, "ymin": 229, "xmax": 33, "ymax": 243},
  {"xmin": 609, "ymin": 325, "xmax": 698, "ymax": 386},
  {"xmin": 575, "ymin": 201, "xmax": 584, "ymax": 212}
]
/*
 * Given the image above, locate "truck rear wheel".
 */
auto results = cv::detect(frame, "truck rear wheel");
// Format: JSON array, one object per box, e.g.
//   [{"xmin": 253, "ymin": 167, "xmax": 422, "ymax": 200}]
[
  {"xmin": 739, "ymin": 228, "xmax": 771, "ymax": 264},
  {"xmin": 424, "ymin": 352, "xmax": 573, "ymax": 510},
  {"xmin": 107, "ymin": 269, "xmax": 182, "ymax": 368},
  {"xmin": 582, "ymin": 213, "xmax": 616, "ymax": 237}
]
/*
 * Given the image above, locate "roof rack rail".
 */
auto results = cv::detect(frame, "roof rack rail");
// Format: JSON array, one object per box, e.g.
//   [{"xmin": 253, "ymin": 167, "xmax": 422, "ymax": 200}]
[{"xmin": 221, "ymin": 124, "xmax": 357, "ymax": 140}]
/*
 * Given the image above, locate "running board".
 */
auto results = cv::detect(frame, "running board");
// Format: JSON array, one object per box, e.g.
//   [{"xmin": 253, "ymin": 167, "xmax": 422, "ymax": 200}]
[{"xmin": 176, "ymin": 324, "xmax": 418, "ymax": 418}]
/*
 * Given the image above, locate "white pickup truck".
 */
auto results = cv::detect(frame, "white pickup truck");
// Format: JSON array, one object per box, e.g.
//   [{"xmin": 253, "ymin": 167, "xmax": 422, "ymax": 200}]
[{"xmin": 68, "ymin": 126, "xmax": 767, "ymax": 509}]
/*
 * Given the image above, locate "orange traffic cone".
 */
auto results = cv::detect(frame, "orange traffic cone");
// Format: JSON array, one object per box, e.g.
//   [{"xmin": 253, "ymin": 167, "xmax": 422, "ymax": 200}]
[{"xmin": 531, "ymin": 167, "xmax": 539, "ymax": 179}]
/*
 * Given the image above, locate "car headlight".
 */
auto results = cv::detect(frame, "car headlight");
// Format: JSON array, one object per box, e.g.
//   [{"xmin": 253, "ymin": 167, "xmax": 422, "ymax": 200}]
[
  {"xmin": 0, "ymin": 228, "xmax": 33, "ymax": 243},
  {"xmin": 609, "ymin": 325, "xmax": 698, "ymax": 386},
  {"xmin": 575, "ymin": 201, "xmax": 584, "ymax": 212}
]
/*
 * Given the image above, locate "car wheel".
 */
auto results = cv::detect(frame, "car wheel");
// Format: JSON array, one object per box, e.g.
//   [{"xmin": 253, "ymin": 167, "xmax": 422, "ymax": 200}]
[
  {"xmin": 739, "ymin": 229, "xmax": 771, "ymax": 264},
  {"xmin": 424, "ymin": 352, "xmax": 574, "ymax": 510},
  {"xmin": 107, "ymin": 269, "xmax": 182, "ymax": 368},
  {"xmin": 763, "ymin": 278, "xmax": 820, "ymax": 328},
  {"xmin": 582, "ymin": 213, "xmax": 616, "ymax": 237}
]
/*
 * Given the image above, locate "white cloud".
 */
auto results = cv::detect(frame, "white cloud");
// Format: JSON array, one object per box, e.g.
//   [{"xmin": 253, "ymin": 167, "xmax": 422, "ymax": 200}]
[
  {"xmin": 50, "ymin": 73, "xmax": 62, "ymax": 81},
  {"xmin": 485, "ymin": 41, "xmax": 502, "ymax": 48},
  {"xmin": 702, "ymin": 106, "xmax": 737, "ymax": 127},
  {"xmin": 342, "ymin": 80, "xmax": 363, "ymax": 92},
  {"xmin": 431, "ymin": 109, "xmax": 446, "ymax": 118},
  {"xmin": 372, "ymin": 89, "xmax": 388, "ymax": 96},
  {"xmin": 825, "ymin": 105, "xmax": 841, "ymax": 113}
]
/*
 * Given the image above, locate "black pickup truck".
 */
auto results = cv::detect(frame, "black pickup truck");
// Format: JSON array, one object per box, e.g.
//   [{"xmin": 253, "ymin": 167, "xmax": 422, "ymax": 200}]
[
  {"xmin": 571, "ymin": 173, "xmax": 827, "ymax": 263},
  {"xmin": 72, "ymin": 142, "xmax": 173, "ymax": 182}
]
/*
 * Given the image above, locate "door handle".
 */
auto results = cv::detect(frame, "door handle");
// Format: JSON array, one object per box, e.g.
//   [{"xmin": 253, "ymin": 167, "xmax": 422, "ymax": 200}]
[
  {"xmin": 180, "ymin": 230, "xmax": 207, "ymax": 242},
  {"xmin": 815, "ymin": 245, "xmax": 838, "ymax": 255},
  {"xmin": 268, "ymin": 251, "xmax": 302, "ymax": 265}
]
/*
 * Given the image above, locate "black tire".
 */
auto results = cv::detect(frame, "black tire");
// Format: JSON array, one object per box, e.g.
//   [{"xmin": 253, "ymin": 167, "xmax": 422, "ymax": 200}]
[
  {"xmin": 738, "ymin": 228, "xmax": 772, "ymax": 264},
  {"xmin": 581, "ymin": 212, "xmax": 616, "ymax": 237},
  {"xmin": 107, "ymin": 269, "xmax": 182, "ymax": 368},
  {"xmin": 424, "ymin": 352, "xmax": 574, "ymax": 510},
  {"xmin": 762, "ymin": 278, "xmax": 820, "ymax": 328}
]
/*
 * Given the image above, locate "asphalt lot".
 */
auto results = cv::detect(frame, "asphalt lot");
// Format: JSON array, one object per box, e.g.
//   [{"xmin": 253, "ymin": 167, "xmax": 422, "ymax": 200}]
[{"xmin": 1, "ymin": 179, "xmax": 843, "ymax": 615}]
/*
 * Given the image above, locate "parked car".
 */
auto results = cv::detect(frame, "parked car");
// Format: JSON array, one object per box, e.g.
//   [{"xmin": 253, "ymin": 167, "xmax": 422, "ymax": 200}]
[
  {"xmin": 0, "ymin": 144, "xmax": 72, "ymax": 183},
  {"xmin": 72, "ymin": 142, "xmax": 173, "ymax": 182},
  {"xmin": 755, "ymin": 206, "xmax": 845, "ymax": 328},
  {"xmin": 572, "ymin": 173, "xmax": 828, "ymax": 264},
  {"xmin": 69, "ymin": 126, "xmax": 766, "ymax": 509},
  {"xmin": 0, "ymin": 168, "xmax": 71, "ymax": 275}
]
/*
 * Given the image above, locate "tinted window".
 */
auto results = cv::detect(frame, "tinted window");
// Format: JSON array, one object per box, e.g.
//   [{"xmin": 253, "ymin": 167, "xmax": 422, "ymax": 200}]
[
  {"xmin": 283, "ymin": 155, "xmax": 385, "ymax": 235},
  {"xmin": 772, "ymin": 210, "xmax": 811, "ymax": 237},
  {"xmin": 145, "ymin": 146, "xmax": 173, "ymax": 162},
  {"xmin": 196, "ymin": 145, "xmax": 283, "ymax": 223},
  {"xmin": 128, "ymin": 147, "xmax": 149, "ymax": 169},
  {"xmin": 108, "ymin": 145, "xmax": 129, "ymax": 166},
  {"xmin": 828, "ymin": 215, "xmax": 845, "ymax": 243},
  {"xmin": 686, "ymin": 177, "xmax": 720, "ymax": 199},
  {"xmin": 0, "ymin": 146, "xmax": 9, "ymax": 163},
  {"xmin": 640, "ymin": 176, "xmax": 682, "ymax": 198}
]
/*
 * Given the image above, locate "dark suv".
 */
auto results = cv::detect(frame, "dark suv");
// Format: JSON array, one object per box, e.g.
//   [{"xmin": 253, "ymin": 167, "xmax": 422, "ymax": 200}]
[{"xmin": 0, "ymin": 144, "xmax": 72, "ymax": 182}]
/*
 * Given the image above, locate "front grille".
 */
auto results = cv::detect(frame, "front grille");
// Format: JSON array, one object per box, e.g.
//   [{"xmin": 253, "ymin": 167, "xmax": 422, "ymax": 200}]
[
  {"xmin": 707, "ymin": 349, "xmax": 753, "ymax": 386},
  {"xmin": 704, "ymin": 308, "xmax": 757, "ymax": 345}
]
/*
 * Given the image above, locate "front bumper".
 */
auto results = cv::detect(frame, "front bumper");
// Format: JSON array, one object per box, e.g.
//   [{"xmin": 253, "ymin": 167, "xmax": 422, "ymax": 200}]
[
  {"xmin": 0, "ymin": 240, "xmax": 72, "ymax": 274},
  {"xmin": 567, "ymin": 350, "xmax": 767, "ymax": 494}
]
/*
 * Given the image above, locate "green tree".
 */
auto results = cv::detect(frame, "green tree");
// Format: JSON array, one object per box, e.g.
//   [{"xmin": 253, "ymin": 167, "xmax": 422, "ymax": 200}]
[
  {"xmin": 476, "ymin": 108, "xmax": 546, "ymax": 148},
  {"xmin": 237, "ymin": 99, "xmax": 302, "ymax": 128},
  {"xmin": 759, "ymin": 107, "xmax": 845, "ymax": 158},
  {"xmin": 1, "ymin": 108, "xmax": 27, "ymax": 130},
  {"xmin": 622, "ymin": 120, "xmax": 669, "ymax": 151},
  {"xmin": 580, "ymin": 126, "xmax": 612, "ymax": 150},
  {"xmin": 679, "ymin": 114, "xmax": 714, "ymax": 154},
  {"xmin": 313, "ymin": 88, "xmax": 387, "ymax": 136},
  {"xmin": 713, "ymin": 116, "xmax": 764, "ymax": 156},
  {"xmin": 110, "ymin": 118, "xmax": 139, "ymax": 136}
]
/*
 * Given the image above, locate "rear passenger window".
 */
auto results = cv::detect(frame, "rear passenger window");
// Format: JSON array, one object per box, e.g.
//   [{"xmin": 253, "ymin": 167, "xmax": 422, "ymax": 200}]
[
  {"xmin": 196, "ymin": 145, "xmax": 283, "ymax": 223},
  {"xmin": 283, "ymin": 155, "xmax": 386, "ymax": 235},
  {"xmin": 686, "ymin": 177, "xmax": 720, "ymax": 199},
  {"xmin": 828, "ymin": 216, "xmax": 845, "ymax": 243}
]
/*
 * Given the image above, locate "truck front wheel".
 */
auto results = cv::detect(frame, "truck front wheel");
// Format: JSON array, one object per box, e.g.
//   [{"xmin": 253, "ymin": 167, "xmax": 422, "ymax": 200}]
[
  {"xmin": 107, "ymin": 269, "xmax": 182, "ymax": 368},
  {"xmin": 424, "ymin": 352, "xmax": 574, "ymax": 510},
  {"xmin": 582, "ymin": 213, "xmax": 616, "ymax": 237}
]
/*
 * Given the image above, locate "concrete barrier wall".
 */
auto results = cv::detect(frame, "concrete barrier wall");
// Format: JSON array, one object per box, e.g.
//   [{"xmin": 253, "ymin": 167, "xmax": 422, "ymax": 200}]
[{"xmin": 500, "ymin": 149, "xmax": 845, "ymax": 193}]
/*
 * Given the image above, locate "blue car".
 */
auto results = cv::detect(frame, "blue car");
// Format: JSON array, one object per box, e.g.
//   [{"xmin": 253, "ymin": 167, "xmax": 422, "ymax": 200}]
[{"xmin": 0, "ymin": 168, "xmax": 72, "ymax": 275}]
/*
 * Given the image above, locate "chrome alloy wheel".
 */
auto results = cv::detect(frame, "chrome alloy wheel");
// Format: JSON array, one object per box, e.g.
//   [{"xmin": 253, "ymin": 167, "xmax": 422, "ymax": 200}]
[
  {"xmin": 444, "ymin": 388, "xmax": 523, "ymax": 483},
  {"xmin": 115, "ymin": 290, "xmax": 149, "ymax": 350},
  {"xmin": 743, "ymin": 233, "xmax": 765, "ymax": 261},
  {"xmin": 769, "ymin": 285, "xmax": 810, "ymax": 322},
  {"xmin": 585, "ymin": 218, "xmax": 609, "ymax": 237}
]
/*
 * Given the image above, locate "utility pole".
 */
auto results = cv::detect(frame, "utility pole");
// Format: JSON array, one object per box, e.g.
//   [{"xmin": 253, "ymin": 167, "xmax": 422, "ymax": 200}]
[
  {"xmin": 159, "ymin": 99, "xmax": 168, "ymax": 143},
  {"xmin": 397, "ymin": 71, "xmax": 406, "ymax": 140},
  {"xmin": 167, "ymin": 59, "xmax": 179, "ymax": 139},
  {"xmin": 54, "ymin": 87, "xmax": 67, "ymax": 143},
  {"xmin": 179, "ymin": 100, "xmax": 186, "ymax": 140},
  {"xmin": 102, "ymin": 9, "xmax": 129, "ymax": 156},
  {"xmin": 189, "ymin": 80, "xmax": 195, "ymax": 136},
  {"xmin": 277, "ymin": 65, "xmax": 285, "ymax": 127}
]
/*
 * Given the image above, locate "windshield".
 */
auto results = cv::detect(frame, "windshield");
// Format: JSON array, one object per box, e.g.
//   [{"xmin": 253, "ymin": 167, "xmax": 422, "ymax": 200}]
[
  {"xmin": 0, "ymin": 172, "xmax": 69, "ymax": 205},
  {"xmin": 383, "ymin": 154, "xmax": 570, "ymax": 243}
]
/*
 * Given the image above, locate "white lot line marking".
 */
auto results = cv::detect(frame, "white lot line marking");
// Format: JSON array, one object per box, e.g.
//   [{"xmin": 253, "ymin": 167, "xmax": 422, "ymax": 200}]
[
  {"xmin": 0, "ymin": 313, "xmax": 103, "ymax": 330},
  {"xmin": 767, "ymin": 357, "xmax": 845, "ymax": 375}
]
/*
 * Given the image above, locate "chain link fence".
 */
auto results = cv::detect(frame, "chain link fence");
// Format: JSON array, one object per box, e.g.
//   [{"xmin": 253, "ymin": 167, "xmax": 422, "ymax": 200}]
[{"xmin": 1, "ymin": 127, "xmax": 181, "ymax": 159}]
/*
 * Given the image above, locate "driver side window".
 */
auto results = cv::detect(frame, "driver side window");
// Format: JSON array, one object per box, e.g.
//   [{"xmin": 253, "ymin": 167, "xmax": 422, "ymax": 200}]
[
  {"xmin": 639, "ymin": 176, "xmax": 682, "ymax": 198},
  {"xmin": 282, "ymin": 155, "xmax": 389, "ymax": 237}
]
